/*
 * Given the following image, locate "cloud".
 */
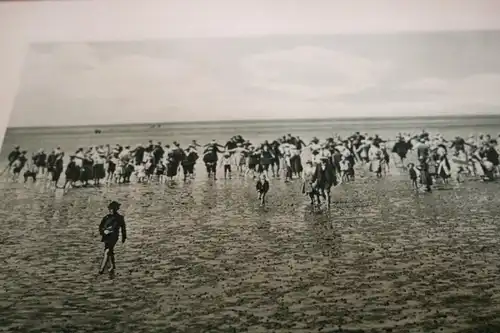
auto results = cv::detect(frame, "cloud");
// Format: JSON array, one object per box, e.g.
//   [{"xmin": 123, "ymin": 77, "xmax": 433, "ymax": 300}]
[
  {"xmin": 239, "ymin": 46, "xmax": 392, "ymax": 99},
  {"xmin": 401, "ymin": 73, "xmax": 500, "ymax": 106},
  {"xmin": 9, "ymin": 42, "xmax": 500, "ymax": 127},
  {"xmin": 401, "ymin": 78, "xmax": 448, "ymax": 92},
  {"xmin": 13, "ymin": 44, "xmax": 241, "ymax": 125}
]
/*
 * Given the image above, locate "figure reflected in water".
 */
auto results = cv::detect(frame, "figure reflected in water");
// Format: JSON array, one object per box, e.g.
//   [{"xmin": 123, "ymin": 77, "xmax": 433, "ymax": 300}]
[{"xmin": 98, "ymin": 201, "xmax": 127, "ymax": 274}]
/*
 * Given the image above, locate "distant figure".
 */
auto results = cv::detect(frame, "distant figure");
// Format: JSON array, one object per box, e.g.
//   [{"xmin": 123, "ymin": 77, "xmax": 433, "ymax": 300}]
[
  {"xmin": 11, "ymin": 151, "xmax": 28, "ymax": 178},
  {"xmin": 408, "ymin": 163, "xmax": 418, "ymax": 191},
  {"xmin": 417, "ymin": 158, "xmax": 433, "ymax": 192},
  {"xmin": 256, "ymin": 174, "xmax": 269, "ymax": 206},
  {"xmin": 1, "ymin": 145, "xmax": 22, "ymax": 175},
  {"xmin": 220, "ymin": 153, "xmax": 232, "ymax": 179},
  {"xmin": 98, "ymin": 201, "xmax": 127, "ymax": 274},
  {"xmin": 301, "ymin": 160, "xmax": 317, "ymax": 205},
  {"xmin": 339, "ymin": 155, "xmax": 350, "ymax": 182},
  {"xmin": 480, "ymin": 157, "xmax": 495, "ymax": 181},
  {"xmin": 311, "ymin": 156, "xmax": 337, "ymax": 207},
  {"xmin": 135, "ymin": 162, "xmax": 146, "ymax": 183},
  {"xmin": 94, "ymin": 129, "xmax": 102, "ymax": 134},
  {"xmin": 23, "ymin": 162, "xmax": 38, "ymax": 183}
]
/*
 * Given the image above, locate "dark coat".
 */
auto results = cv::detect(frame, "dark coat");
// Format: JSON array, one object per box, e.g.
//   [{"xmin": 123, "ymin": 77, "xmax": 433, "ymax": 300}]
[
  {"xmin": 256, "ymin": 180, "xmax": 269, "ymax": 194},
  {"xmin": 312, "ymin": 162, "xmax": 337, "ymax": 190},
  {"xmin": 99, "ymin": 213, "xmax": 127, "ymax": 243}
]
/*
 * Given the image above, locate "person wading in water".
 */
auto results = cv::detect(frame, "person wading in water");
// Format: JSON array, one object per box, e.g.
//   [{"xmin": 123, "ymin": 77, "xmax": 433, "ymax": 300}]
[{"xmin": 98, "ymin": 201, "xmax": 127, "ymax": 274}]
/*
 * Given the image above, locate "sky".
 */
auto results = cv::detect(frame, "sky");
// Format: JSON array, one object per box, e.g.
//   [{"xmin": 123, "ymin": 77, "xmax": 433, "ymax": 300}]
[{"xmin": 8, "ymin": 30, "xmax": 500, "ymax": 127}]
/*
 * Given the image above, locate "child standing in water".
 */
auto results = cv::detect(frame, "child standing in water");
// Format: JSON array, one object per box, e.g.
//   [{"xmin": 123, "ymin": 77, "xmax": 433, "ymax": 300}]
[
  {"xmin": 256, "ymin": 174, "xmax": 269, "ymax": 206},
  {"xmin": 135, "ymin": 162, "xmax": 146, "ymax": 183},
  {"xmin": 23, "ymin": 161, "xmax": 38, "ymax": 183},
  {"xmin": 340, "ymin": 156, "xmax": 350, "ymax": 183},
  {"xmin": 408, "ymin": 163, "xmax": 418, "ymax": 191},
  {"xmin": 155, "ymin": 160, "xmax": 166, "ymax": 183},
  {"xmin": 220, "ymin": 153, "xmax": 232, "ymax": 179}
]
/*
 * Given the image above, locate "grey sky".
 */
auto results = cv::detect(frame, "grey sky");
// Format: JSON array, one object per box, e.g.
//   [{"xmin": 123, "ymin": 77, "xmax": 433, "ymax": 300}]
[{"xmin": 9, "ymin": 31, "xmax": 500, "ymax": 127}]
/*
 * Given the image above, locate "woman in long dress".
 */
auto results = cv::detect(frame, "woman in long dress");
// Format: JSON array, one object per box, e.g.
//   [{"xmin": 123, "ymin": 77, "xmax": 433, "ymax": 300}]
[
  {"xmin": 437, "ymin": 154, "xmax": 451, "ymax": 184},
  {"xmin": 302, "ymin": 160, "xmax": 317, "ymax": 205},
  {"xmin": 369, "ymin": 144, "xmax": 383, "ymax": 178}
]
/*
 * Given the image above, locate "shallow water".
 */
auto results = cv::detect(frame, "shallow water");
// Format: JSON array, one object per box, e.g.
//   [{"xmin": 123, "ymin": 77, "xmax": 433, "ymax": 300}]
[{"xmin": 1, "ymin": 162, "xmax": 500, "ymax": 333}]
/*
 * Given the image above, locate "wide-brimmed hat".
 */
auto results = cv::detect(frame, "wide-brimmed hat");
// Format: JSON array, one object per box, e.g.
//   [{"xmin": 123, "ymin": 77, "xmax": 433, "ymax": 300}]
[{"xmin": 108, "ymin": 201, "xmax": 121, "ymax": 210}]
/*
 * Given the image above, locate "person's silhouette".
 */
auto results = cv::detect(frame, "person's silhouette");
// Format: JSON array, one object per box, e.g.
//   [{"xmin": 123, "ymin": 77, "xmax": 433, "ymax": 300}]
[{"xmin": 98, "ymin": 201, "xmax": 127, "ymax": 274}]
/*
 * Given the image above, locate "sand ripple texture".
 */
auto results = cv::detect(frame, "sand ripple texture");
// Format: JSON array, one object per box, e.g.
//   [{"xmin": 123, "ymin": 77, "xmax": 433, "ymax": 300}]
[{"xmin": 1, "ymin": 167, "xmax": 500, "ymax": 333}]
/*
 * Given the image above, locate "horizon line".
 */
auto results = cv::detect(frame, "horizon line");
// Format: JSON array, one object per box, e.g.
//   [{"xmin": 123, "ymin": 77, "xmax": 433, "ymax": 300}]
[
  {"xmin": 7, "ymin": 113, "xmax": 500, "ymax": 130},
  {"xmin": 29, "ymin": 28, "xmax": 500, "ymax": 46}
]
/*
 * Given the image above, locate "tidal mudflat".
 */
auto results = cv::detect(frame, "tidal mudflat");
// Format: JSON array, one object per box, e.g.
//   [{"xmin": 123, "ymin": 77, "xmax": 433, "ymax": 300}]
[{"xmin": 1, "ymin": 164, "xmax": 499, "ymax": 333}]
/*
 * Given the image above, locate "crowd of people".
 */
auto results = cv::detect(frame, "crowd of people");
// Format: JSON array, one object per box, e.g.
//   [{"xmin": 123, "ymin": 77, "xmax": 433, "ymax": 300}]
[{"xmin": 2, "ymin": 130, "xmax": 499, "ymax": 207}]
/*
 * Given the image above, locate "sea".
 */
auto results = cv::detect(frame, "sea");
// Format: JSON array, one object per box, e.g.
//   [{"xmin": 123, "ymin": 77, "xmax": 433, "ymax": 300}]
[{"xmin": 2, "ymin": 114, "xmax": 500, "ymax": 160}]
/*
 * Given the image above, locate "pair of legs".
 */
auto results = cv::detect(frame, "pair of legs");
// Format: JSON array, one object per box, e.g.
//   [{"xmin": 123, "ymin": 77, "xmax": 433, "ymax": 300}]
[
  {"xmin": 52, "ymin": 171, "xmax": 62, "ymax": 188},
  {"xmin": 206, "ymin": 163, "xmax": 217, "ymax": 180},
  {"xmin": 314, "ymin": 186, "xmax": 332, "ymax": 207},
  {"xmin": 383, "ymin": 159, "xmax": 390, "ymax": 175},
  {"xmin": 37, "ymin": 165, "xmax": 46, "ymax": 176},
  {"xmin": 260, "ymin": 164, "xmax": 270, "ymax": 178},
  {"xmin": 258, "ymin": 190, "xmax": 267, "ymax": 205},
  {"xmin": 182, "ymin": 165, "xmax": 194, "ymax": 181},
  {"xmin": 223, "ymin": 165, "xmax": 232, "ymax": 179},
  {"xmin": 246, "ymin": 164, "xmax": 257, "ymax": 178},
  {"xmin": 99, "ymin": 241, "xmax": 117, "ymax": 274},
  {"xmin": 284, "ymin": 166, "xmax": 292, "ymax": 182},
  {"xmin": 307, "ymin": 190, "xmax": 317, "ymax": 205},
  {"xmin": 271, "ymin": 160, "xmax": 280, "ymax": 177},
  {"xmin": 341, "ymin": 170, "xmax": 350, "ymax": 182}
]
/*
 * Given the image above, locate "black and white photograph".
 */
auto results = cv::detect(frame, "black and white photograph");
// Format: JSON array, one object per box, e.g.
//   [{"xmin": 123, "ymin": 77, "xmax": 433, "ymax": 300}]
[{"xmin": 1, "ymin": 2, "xmax": 500, "ymax": 332}]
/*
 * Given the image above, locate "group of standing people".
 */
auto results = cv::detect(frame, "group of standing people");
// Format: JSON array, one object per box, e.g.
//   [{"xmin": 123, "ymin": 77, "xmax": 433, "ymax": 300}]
[{"xmin": 3, "ymin": 130, "xmax": 499, "ymax": 202}]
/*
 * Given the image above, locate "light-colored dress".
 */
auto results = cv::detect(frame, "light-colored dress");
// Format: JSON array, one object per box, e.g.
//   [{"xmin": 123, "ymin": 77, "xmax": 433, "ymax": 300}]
[
  {"xmin": 340, "ymin": 159, "xmax": 350, "ymax": 172},
  {"xmin": 369, "ymin": 147, "xmax": 382, "ymax": 173},
  {"xmin": 301, "ymin": 166, "xmax": 315, "ymax": 194},
  {"xmin": 136, "ymin": 165, "xmax": 146, "ymax": 178}
]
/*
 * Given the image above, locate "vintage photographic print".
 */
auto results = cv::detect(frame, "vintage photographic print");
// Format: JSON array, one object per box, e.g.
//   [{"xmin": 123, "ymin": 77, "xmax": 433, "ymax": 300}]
[{"xmin": 1, "ymin": 31, "xmax": 500, "ymax": 332}]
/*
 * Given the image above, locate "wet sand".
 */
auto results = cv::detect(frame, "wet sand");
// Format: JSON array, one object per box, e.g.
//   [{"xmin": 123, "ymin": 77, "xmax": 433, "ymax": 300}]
[{"xmin": 1, "ymin": 162, "xmax": 500, "ymax": 333}]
